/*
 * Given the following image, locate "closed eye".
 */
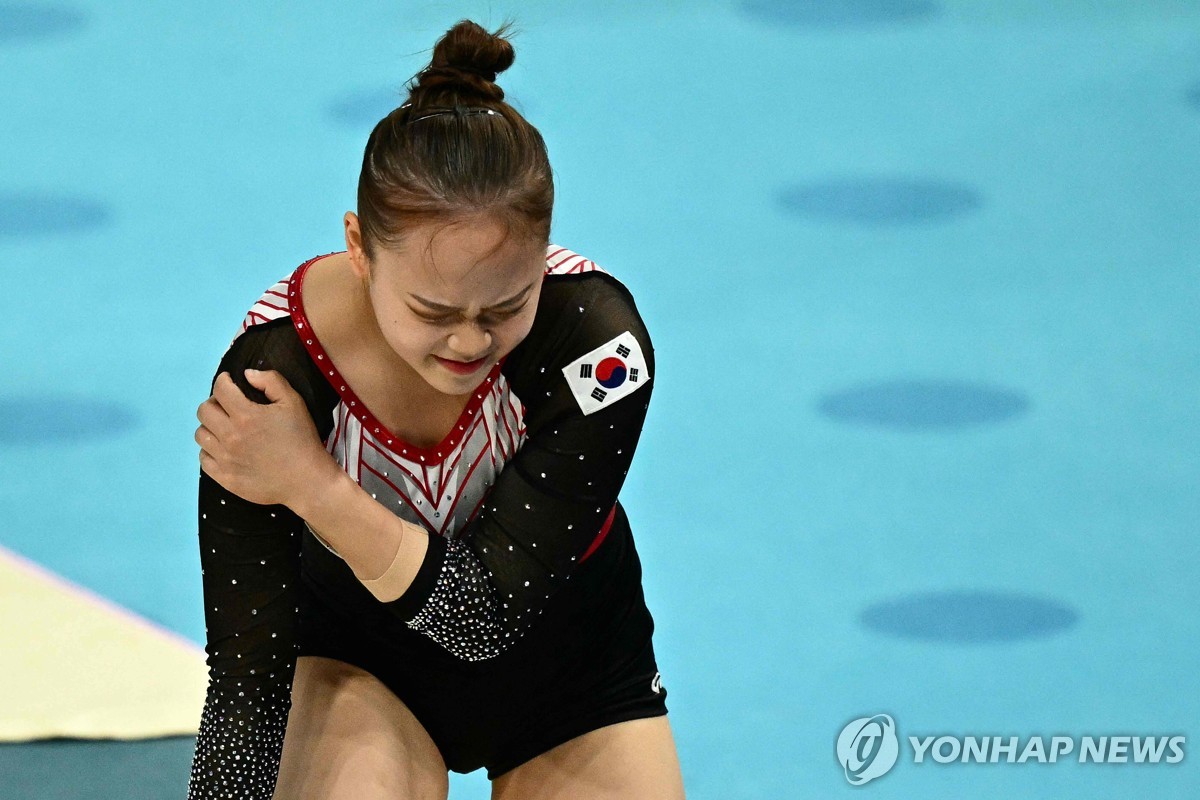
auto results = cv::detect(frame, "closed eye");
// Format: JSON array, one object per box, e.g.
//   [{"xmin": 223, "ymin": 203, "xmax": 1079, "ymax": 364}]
[
  {"xmin": 415, "ymin": 303, "xmax": 523, "ymax": 326},
  {"xmin": 413, "ymin": 299, "xmax": 528, "ymax": 325}
]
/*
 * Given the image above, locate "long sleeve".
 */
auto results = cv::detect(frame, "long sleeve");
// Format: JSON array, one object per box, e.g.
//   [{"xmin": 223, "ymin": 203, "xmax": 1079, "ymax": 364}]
[
  {"xmin": 187, "ymin": 472, "xmax": 302, "ymax": 799},
  {"xmin": 187, "ymin": 317, "xmax": 338, "ymax": 799},
  {"xmin": 376, "ymin": 272, "xmax": 656, "ymax": 661}
]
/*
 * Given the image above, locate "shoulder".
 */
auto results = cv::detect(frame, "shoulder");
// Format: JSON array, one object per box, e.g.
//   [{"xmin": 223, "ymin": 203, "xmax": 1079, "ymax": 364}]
[
  {"xmin": 214, "ymin": 257, "xmax": 339, "ymax": 429},
  {"xmin": 537, "ymin": 244, "xmax": 650, "ymax": 343},
  {"xmin": 502, "ymin": 245, "xmax": 654, "ymax": 419},
  {"xmin": 223, "ymin": 252, "xmax": 340, "ymax": 358}
]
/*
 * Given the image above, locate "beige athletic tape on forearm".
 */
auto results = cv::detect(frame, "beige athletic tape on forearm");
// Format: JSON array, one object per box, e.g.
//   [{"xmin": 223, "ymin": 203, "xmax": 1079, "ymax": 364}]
[{"xmin": 359, "ymin": 530, "xmax": 409, "ymax": 603}]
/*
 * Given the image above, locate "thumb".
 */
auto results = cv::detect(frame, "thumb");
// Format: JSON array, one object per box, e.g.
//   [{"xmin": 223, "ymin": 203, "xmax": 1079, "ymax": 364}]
[{"xmin": 243, "ymin": 368, "xmax": 292, "ymax": 404}]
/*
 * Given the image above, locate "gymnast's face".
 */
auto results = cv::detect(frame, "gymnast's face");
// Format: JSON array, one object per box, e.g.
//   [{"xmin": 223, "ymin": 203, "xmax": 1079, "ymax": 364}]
[{"xmin": 343, "ymin": 212, "xmax": 545, "ymax": 398}]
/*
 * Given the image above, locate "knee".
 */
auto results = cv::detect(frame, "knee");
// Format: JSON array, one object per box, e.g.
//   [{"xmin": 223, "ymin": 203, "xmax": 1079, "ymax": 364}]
[{"xmin": 286, "ymin": 657, "xmax": 450, "ymax": 799}]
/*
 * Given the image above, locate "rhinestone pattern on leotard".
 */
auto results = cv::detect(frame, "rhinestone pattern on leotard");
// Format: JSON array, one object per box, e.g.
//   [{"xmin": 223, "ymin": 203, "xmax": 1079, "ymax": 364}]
[{"xmin": 188, "ymin": 680, "xmax": 291, "ymax": 797}]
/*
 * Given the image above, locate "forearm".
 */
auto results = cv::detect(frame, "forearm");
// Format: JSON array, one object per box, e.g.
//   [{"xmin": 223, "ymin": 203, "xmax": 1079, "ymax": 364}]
[{"xmin": 288, "ymin": 463, "xmax": 429, "ymax": 595}]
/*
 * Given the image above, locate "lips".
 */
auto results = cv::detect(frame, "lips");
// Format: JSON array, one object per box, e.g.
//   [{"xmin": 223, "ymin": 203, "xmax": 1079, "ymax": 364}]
[{"xmin": 435, "ymin": 355, "xmax": 488, "ymax": 374}]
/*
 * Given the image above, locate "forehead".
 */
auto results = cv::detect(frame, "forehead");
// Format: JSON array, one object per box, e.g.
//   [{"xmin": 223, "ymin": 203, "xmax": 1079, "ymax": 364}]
[{"xmin": 381, "ymin": 217, "xmax": 545, "ymax": 305}]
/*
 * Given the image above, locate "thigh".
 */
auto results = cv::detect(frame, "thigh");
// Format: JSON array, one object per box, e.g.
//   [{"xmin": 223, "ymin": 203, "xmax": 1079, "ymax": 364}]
[
  {"xmin": 490, "ymin": 715, "xmax": 685, "ymax": 800},
  {"xmin": 272, "ymin": 656, "xmax": 449, "ymax": 800}
]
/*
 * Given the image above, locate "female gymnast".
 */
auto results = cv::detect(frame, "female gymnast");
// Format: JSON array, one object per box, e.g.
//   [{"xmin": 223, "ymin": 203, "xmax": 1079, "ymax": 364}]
[{"xmin": 187, "ymin": 18, "xmax": 685, "ymax": 800}]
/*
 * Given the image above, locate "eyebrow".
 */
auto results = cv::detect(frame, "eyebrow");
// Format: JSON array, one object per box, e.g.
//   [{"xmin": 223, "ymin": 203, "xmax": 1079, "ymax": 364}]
[{"xmin": 408, "ymin": 277, "xmax": 539, "ymax": 313}]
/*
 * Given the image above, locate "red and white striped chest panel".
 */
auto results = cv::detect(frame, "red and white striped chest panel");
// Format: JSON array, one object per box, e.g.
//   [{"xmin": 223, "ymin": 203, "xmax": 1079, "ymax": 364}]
[{"xmin": 315, "ymin": 364, "xmax": 522, "ymax": 541}]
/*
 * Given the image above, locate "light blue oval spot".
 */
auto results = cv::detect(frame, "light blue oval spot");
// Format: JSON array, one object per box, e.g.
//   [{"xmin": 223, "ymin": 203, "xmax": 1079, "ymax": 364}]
[
  {"xmin": 0, "ymin": 191, "xmax": 112, "ymax": 235},
  {"xmin": 0, "ymin": 396, "xmax": 141, "ymax": 444},
  {"xmin": 861, "ymin": 590, "xmax": 1078, "ymax": 643},
  {"xmin": 327, "ymin": 87, "xmax": 408, "ymax": 128},
  {"xmin": 817, "ymin": 379, "xmax": 1028, "ymax": 429},
  {"xmin": 0, "ymin": 4, "xmax": 87, "ymax": 43},
  {"xmin": 779, "ymin": 178, "xmax": 981, "ymax": 224},
  {"xmin": 741, "ymin": 0, "xmax": 939, "ymax": 26}
]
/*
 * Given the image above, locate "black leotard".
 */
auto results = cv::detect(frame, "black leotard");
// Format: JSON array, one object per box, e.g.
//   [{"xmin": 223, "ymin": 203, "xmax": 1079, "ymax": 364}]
[{"xmin": 186, "ymin": 246, "xmax": 658, "ymax": 796}]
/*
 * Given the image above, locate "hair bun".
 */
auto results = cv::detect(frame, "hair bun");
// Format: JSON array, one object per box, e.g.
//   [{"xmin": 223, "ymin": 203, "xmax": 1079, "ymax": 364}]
[{"xmin": 412, "ymin": 19, "xmax": 515, "ymax": 104}]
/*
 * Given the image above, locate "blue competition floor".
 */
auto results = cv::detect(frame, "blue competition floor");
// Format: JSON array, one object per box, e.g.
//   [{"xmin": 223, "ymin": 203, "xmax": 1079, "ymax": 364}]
[{"xmin": 1, "ymin": 1, "xmax": 1198, "ymax": 797}]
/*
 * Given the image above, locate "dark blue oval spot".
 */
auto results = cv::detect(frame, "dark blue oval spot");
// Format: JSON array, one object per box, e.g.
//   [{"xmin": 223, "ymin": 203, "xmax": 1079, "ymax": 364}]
[
  {"xmin": 816, "ymin": 379, "xmax": 1029, "ymax": 429},
  {"xmin": 779, "ymin": 178, "xmax": 981, "ymax": 224},
  {"xmin": 1186, "ymin": 83, "xmax": 1200, "ymax": 111},
  {"xmin": 741, "ymin": 0, "xmax": 939, "ymax": 27},
  {"xmin": 0, "ymin": 191, "xmax": 113, "ymax": 236},
  {"xmin": 327, "ymin": 87, "xmax": 408, "ymax": 128},
  {"xmin": 861, "ymin": 590, "xmax": 1078, "ymax": 643},
  {"xmin": 0, "ymin": 4, "xmax": 87, "ymax": 43},
  {"xmin": 0, "ymin": 396, "xmax": 141, "ymax": 444}
]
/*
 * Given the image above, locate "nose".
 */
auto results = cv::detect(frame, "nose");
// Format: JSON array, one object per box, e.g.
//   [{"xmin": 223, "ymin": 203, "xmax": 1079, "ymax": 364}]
[{"xmin": 447, "ymin": 323, "xmax": 493, "ymax": 361}]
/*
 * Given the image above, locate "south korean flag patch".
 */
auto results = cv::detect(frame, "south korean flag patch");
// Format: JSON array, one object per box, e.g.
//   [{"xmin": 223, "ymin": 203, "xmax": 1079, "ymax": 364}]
[{"xmin": 562, "ymin": 330, "xmax": 651, "ymax": 416}]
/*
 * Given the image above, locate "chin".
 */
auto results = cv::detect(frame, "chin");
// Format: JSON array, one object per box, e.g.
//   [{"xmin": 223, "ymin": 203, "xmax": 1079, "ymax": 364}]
[{"xmin": 424, "ymin": 360, "xmax": 484, "ymax": 395}]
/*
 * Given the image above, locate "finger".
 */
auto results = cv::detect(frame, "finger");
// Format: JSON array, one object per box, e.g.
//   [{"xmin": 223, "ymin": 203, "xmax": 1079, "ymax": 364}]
[
  {"xmin": 211, "ymin": 371, "xmax": 252, "ymax": 412},
  {"xmin": 196, "ymin": 395, "xmax": 231, "ymax": 432},
  {"xmin": 196, "ymin": 400, "xmax": 235, "ymax": 451},
  {"xmin": 195, "ymin": 424, "xmax": 229, "ymax": 459},
  {"xmin": 244, "ymin": 368, "xmax": 292, "ymax": 404},
  {"xmin": 199, "ymin": 449, "xmax": 219, "ymax": 478},
  {"xmin": 194, "ymin": 423, "xmax": 214, "ymax": 450}
]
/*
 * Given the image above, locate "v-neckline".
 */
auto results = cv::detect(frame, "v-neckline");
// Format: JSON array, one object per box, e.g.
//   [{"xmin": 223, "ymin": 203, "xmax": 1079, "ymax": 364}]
[{"xmin": 286, "ymin": 251, "xmax": 505, "ymax": 465}]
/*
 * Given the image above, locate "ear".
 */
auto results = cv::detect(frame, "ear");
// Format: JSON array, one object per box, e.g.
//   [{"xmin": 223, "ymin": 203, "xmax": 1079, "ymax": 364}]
[{"xmin": 344, "ymin": 212, "xmax": 371, "ymax": 283}]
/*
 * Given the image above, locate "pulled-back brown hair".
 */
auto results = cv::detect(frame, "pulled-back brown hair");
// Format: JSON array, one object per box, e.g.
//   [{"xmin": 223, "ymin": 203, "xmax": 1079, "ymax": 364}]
[{"xmin": 356, "ymin": 19, "xmax": 553, "ymax": 263}]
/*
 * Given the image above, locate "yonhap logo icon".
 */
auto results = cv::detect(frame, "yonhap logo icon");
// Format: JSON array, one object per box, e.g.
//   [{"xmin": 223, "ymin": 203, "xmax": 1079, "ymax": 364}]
[{"xmin": 837, "ymin": 714, "xmax": 900, "ymax": 785}]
